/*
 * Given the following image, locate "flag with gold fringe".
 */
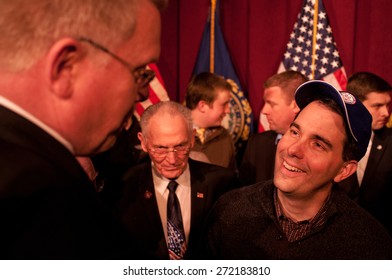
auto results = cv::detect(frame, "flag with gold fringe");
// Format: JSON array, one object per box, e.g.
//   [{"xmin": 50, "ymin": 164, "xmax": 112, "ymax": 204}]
[{"xmin": 193, "ymin": 0, "xmax": 253, "ymax": 156}]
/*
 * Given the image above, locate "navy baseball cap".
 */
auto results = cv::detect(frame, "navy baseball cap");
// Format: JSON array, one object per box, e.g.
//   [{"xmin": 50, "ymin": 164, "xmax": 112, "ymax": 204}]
[{"xmin": 295, "ymin": 80, "xmax": 372, "ymax": 161}]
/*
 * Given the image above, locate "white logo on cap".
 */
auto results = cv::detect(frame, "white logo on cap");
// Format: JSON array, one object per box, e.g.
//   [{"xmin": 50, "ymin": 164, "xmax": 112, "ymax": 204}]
[{"xmin": 340, "ymin": 92, "xmax": 356, "ymax": 105}]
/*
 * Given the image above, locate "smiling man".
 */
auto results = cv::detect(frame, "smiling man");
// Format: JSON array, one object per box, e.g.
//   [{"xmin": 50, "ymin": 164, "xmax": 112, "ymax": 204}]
[
  {"xmin": 0, "ymin": 0, "xmax": 166, "ymax": 259},
  {"xmin": 205, "ymin": 80, "xmax": 392, "ymax": 259},
  {"xmin": 185, "ymin": 72, "xmax": 237, "ymax": 173}
]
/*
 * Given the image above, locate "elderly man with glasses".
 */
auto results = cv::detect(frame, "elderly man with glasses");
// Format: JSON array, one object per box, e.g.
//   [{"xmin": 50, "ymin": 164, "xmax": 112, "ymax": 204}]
[
  {"xmin": 0, "ymin": 0, "xmax": 167, "ymax": 259},
  {"xmin": 114, "ymin": 101, "xmax": 237, "ymax": 260}
]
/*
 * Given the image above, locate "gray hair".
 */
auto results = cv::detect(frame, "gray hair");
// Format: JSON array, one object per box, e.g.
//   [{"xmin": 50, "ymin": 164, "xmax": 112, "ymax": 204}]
[
  {"xmin": 0, "ymin": 0, "xmax": 167, "ymax": 71},
  {"xmin": 140, "ymin": 101, "xmax": 194, "ymax": 140}
]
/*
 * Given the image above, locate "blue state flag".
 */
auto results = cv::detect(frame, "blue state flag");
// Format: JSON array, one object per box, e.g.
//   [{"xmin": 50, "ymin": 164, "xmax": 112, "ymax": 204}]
[{"xmin": 193, "ymin": 0, "xmax": 253, "ymax": 154}]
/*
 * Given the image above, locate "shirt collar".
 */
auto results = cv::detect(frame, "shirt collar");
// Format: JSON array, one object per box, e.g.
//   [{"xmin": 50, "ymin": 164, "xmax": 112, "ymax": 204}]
[
  {"xmin": 275, "ymin": 133, "xmax": 283, "ymax": 145},
  {"xmin": 152, "ymin": 162, "xmax": 191, "ymax": 195},
  {"xmin": 274, "ymin": 187, "xmax": 331, "ymax": 225}
]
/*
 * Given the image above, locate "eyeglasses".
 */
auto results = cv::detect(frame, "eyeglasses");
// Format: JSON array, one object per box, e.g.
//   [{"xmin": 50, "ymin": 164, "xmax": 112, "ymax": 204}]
[
  {"xmin": 148, "ymin": 145, "xmax": 191, "ymax": 158},
  {"xmin": 78, "ymin": 37, "xmax": 155, "ymax": 88}
]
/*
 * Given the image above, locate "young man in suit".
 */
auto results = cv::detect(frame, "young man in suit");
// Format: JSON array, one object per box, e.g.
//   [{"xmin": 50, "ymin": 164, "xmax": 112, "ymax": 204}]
[
  {"xmin": 116, "ymin": 101, "xmax": 237, "ymax": 259},
  {"xmin": 0, "ymin": 0, "xmax": 166, "ymax": 259},
  {"xmin": 205, "ymin": 81, "xmax": 392, "ymax": 259},
  {"xmin": 338, "ymin": 72, "xmax": 392, "ymax": 236},
  {"xmin": 239, "ymin": 71, "xmax": 307, "ymax": 185}
]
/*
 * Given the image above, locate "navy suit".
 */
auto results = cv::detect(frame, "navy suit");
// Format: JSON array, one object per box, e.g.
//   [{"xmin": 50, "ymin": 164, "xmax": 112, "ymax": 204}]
[
  {"xmin": 339, "ymin": 127, "xmax": 392, "ymax": 236},
  {"xmin": 0, "ymin": 106, "xmax": 133, "ymax": 259},
  {"xmin": 115, "ymin": 158, "xmax": 237, "ymax": 259},
  {"xmin": 239, "ymin": 131, "xmax": 278, "ymax": 186}
]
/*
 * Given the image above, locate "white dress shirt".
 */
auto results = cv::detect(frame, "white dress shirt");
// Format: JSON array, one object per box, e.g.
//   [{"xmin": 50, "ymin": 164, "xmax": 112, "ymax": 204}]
[
  {"xmin": 357, "ymin": 132, "xmax": 374, "ymax": 186},
  {"xmin": 152, "ymin": 164, "xmax": 191, "ymax": 244}
]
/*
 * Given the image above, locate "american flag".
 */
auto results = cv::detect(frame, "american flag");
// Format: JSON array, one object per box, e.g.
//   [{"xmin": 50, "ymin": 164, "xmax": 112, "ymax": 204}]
[
  {"xmin": 167, "ymin": 221, "xmax": 187, "ymax": 260},
  {"xmin": 259, "ymin": 0, "xmax": 347, "ymax": 132},
  {"xmin": 134, "ymin": 63, "xmax": 170, "ymax": 120}
]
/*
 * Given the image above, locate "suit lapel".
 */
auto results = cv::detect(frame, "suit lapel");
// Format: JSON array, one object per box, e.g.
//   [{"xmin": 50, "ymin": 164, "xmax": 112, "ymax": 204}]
[
  {"xmin": 137, "ymin": 164, "xmax": 169, "ymax": 258},
  {"xmin": 362, "ymin": 130, "xmax": 387, "ymax": 186},
  {"xmin": 0, "ymin": 106, "xmax": 91, "ymax": 185},
  {"xmin": 189, "ymin": 160, "xmax": 207, "ymax": 234}
]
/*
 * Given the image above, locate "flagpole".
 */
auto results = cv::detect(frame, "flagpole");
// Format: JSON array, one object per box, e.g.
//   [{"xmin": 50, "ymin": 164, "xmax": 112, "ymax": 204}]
[
  {"xmin": 311, "ymin": 0, "xmax": 319, "ymax": 80},
  {"xmin": 210, "ymin": 0, "xmax": 216, "ymax": 73}
]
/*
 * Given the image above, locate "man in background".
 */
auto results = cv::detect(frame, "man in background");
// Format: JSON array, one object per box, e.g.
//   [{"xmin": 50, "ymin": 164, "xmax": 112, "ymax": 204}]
[
  {"xmin": 116, "ymin": 101, "xmax": 237, "ymax": 259},
  {"xmin": 185, "ymin": 72, "xmax": 237, "ymax": 173},
  {"xmin": 338, "ymin": 72, "xmax": 392, "ymax": 236},
  {"xmin": 239, "ymin": 71, "xmax": 307, "ymax": 185}
]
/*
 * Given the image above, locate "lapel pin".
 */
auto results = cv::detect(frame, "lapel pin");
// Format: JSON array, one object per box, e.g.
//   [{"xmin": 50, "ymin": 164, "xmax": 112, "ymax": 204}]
[
  {"xmin": 377, "ymin": 145, "xmax": 383, "ymax": 150},
  {"xmin": 197, "ymin": 192, "xmax": 204, "ymax": 198},
  {"xmin": 144, "ymin": 190, "xmax": 153, "ymax": 199}
]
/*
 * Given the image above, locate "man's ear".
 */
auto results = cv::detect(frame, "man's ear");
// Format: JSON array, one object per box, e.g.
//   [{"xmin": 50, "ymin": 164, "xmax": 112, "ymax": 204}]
[
  {"xmin": 333, "ymin": 160, "xmax": 357, "ymax": 183},
  {"xmin": 291, "ymin": 100, "xmax": 300, "ymax": 114},
  {"xmin": 46, "ymin": 38, "xmax": 83, "ymax": 99},
  {"xmin": 197, "ymin": 100, "xmax": 208, "ymax": 113},
  {"xmin": 137, "ymin": 132, "xmax": 148, "ymax": 152}
]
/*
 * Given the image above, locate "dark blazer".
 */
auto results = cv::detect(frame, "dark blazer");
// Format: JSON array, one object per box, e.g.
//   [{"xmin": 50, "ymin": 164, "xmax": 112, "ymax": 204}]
[
  {"xmin": 339, "ymin": 127, "xmax": 392, "ymax": 235},
  {"xmin": 115, "ymin": 158, "xmax": 237, "ymax": 259},
  {"xmin": 239, "ymin": 131, "xmax": 278, "ymax": 186},
  {"xmin": 0, "ymin": 106, "xmax": 133, "ymax": 259}
]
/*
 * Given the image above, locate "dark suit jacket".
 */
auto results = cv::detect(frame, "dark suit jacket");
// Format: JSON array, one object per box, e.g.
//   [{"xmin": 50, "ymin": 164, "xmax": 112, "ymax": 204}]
[
  {"xmin": 92, "ymin": 115, "xmax": 149, "ymax": 200},
  {"xmin": 115, "ymin": 158, "xmax": 237, "ymax": 259},
  {"xmin": 0, "ymin": 106, "xmax": 133, "ymax": 259},
  {"xmin": 338, "ymin": 127, "xmax": 392, "ymax": 235},
  {"xmin": 239, "ymin": 131, "xmax": 278, "ymax": 186}
]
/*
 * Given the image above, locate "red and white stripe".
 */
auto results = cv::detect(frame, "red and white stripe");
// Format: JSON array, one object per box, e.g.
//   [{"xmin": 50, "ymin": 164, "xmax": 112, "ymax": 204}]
[{"xmin": 134, "ymin": 63, "xmax": 170, "ymax": 120}]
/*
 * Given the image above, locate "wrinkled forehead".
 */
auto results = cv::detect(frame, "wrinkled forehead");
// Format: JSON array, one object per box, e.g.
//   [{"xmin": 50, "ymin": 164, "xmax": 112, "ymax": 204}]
[
  {"xmin": 296, "ymin": 101, "xmax": 347, "ymax": 141},
  {"xmin": 146, "ymin": 114, "xmax": 190, "ymax": 142}
]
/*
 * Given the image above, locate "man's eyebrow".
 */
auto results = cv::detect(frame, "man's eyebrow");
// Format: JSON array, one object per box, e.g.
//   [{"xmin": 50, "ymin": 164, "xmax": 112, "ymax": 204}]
[
  {"xmin": 290, "ymin": 122, "xmax": 333, "ymax": 149},
  {"xmin": 290, "ymin": 122, "xmax": 300, "ymax": 130},
  {"xmin": 371, "ymin": 102, "xmax": 388, "ymax": 107},
  {"xmin": 313, "ymin": 135, "xmax": 333, "ymax": 149}
]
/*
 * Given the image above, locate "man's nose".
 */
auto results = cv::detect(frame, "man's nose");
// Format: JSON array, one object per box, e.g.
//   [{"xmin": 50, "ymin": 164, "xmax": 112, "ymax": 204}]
[
  {"xmin": 286, "ymin": 138, "xmax": 305, "ymax": 159},
  {"xmin": 165, "ymin": 150, "xmax": 178, "ymax": 163},
  {"xmin": 224, "ymin": 104, "xmax": 230, "ymax": 114},
  {"xmin": 261, "ymin": 104, "xmax": 270, "ymax": 115},
  {"xmin": 380, "ymin": 105, "xmax": 390, "ymax": 118}
]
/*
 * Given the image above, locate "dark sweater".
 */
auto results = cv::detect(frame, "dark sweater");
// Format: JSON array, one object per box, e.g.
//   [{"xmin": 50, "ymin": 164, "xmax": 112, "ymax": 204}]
[{"xmin": 205, "ymin": 180, "xmax": 392, "ymax": 259}]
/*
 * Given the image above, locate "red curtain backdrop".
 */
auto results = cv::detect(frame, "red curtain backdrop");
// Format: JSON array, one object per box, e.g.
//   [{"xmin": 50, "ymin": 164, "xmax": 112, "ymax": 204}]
[{"xmin": 158, "ymin": 0, "xmax": 392, "ymax": 128}]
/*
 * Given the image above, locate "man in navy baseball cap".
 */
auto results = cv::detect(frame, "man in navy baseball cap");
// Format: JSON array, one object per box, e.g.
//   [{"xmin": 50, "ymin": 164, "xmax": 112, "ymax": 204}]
[
  {"xmin": 295, "ymin": 80, "xmax": 372, "ymax": 161},
  {"xmin": 205, "ymin": 80, "xmax": 392, "ymax": 259}
]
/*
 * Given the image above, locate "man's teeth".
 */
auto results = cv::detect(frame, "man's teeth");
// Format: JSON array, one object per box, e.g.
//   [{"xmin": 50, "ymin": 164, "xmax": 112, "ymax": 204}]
[{"xmin": 283, "ymin": 161, "xmax": 304, "ymax": 173}]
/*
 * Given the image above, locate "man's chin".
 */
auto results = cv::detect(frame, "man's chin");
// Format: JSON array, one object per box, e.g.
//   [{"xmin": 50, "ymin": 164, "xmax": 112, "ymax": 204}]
[
  {"xmin": 162, "ymin": 170, "xmax": 182, "ymax": 179},
  {"xmin": 91, "ymin": 135, "xmax": 118, "ymax": 155}
]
